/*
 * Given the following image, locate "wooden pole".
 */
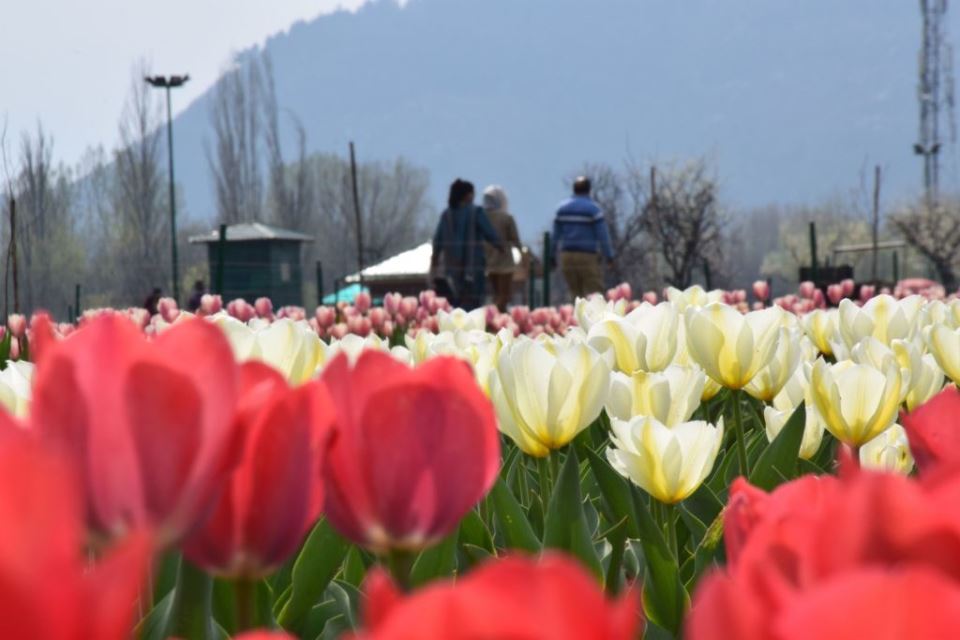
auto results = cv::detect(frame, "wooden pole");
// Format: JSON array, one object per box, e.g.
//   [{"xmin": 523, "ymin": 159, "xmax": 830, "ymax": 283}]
[
  {"xmin": 809, "ymin": 222, "xmax": 818, "ymax": 285},
  {"xmin": 542, "ymin": 231, "xmax": 551, "ymax": 307},
  {"xmin": 349, "ymin": 142, "xmax": 365, "ymax": 287},
  {"xmin": 10, "ymin": 196, "xmax": 18, "ymax": 314},
  {"xmin": 871, "ymin": 165, "xmax": 882, "ymax": 282},
  {"xmin": 215, "ymin": 224, "xmax": 227, "ymax": 295},
  {"xmin": 74, "ymin": 284, "xmax": 80, "ymax": 319}
]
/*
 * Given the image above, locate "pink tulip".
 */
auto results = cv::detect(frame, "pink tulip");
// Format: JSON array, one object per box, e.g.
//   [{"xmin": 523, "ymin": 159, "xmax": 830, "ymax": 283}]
[
  {"xmin": 383, "ymin": 293, "xmax": 402, "ymax": 316},
  {"xmin": 200, "ymin": 294, "xmax": 223, "ymax": 316},
  {"xmin": 315, "ymin": 306, "xmax": 336, "ymax": 329},
  {"xmin": 812, "ymin": 288, "xmax": 826, "ymax": 308},
  {"xmin": 841, "ymin": 278, "xmax": 856, "ymax": 298},
  {"xmin": 510, "ymin": 306, "xmax": 530, "ymax": 326},
  {"xmin": 752, "ymin": 280, "xmax": 771, "ymax": 302},
  {"xmin": 617, "ymin": 282, "xmax": 633, "ymax": 301},
  {"xmin": 827, "ymin": 284, "xmax": 844, "ymax": 306},
  {"xmin": 399, "ymin": 296, "xmax": 419, "ymax": 319},
  {"xmin": 355, "ymin": 291, "xmax": 372, "ymax": 314},
  {"xmin": 381, "ymin": 320, "xmax": 395, "ymax": 337},
  {"xmin": 330, "ymin": 323, "xmax": 349, "ymax": 339},
  {"xmin": 859, "ymin": 284, "xmax": 876, "ymax": 302},
  {"xmin": 798, "ymin": 281, "xmax": 816, "ymax": 299},
  {"xmin": 158, "ymin": 297, "xmax": 179, "ymax": 323},
  {"xmin": 9, "ymin": 338, "xmax": 20, "ymax": 360},
  {"xmin": 254, "ymin": 297, "xmax": 274, "ymax": 319},
  {"xmin": 368, "ymin": 308, "xmax": 388, "ymax": 330},
  {"xmin": 7, "ymin": 314, "xmax": 26, "ymax": 339},
  {"xmin": 642, "ymin": 291, "xmax": 658, "ymax": 305},
  {"xmin": 347, "ymin": 316, "xmax": 372, "ymax": 337}
]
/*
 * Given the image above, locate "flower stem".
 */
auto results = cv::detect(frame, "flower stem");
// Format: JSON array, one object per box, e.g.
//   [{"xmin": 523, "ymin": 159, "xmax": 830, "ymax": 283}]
[
  {"xmin": 731, "ymin": 389, "xmax": 749, "ymax": 475},
  {"xmin": 538, "ymin": 455, "xmax": 554, "ymax": 506},
  {"xmin": 665, "ymin": 502, "xmax": 679, "ymax": 562},
  {"xmin": 234, "ymin": 578, "xmax": 256, "ymax": 633},
  {"xmin": 386, "ymin": 549, "xmax": 415, "ymax": 591},
  {"xmin": 604, "ymin": 532, "xmax": 627, "ymax": 595}
]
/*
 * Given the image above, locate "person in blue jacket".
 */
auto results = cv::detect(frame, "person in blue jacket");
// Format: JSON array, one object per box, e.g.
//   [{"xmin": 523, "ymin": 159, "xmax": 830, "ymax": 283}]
[
  {"xmin": 430, "ymin": 178, "xmax": 504, "ymax": 309},
  {"xmin": 551, "ymin": 176, "xmax": 615, "ymax": 299}
]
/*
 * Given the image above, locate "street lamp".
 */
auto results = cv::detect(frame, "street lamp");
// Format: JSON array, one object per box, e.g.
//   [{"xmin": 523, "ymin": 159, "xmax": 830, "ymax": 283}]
[{"xmin": 144, "ymin": 74, "xmax": 190, "ymax": 303}]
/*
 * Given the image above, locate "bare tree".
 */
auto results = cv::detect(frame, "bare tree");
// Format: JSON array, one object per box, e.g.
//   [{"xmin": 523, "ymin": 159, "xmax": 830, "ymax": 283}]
[
  {"xmin": 111, "ymin": 62, "xmax": 169, "ymax": 298},
  {"xmin": 891, "ymin": 198, "xmax": 960, "ymax": 289},
  {"xmin": 207, "ymin": 57, "xmax": 264, "ymax": 224},
  {"xmin": 11, "ymin": 125, "xmax": 83, "ymax": 313},
  {"xmin": 308, "ymin": 153, "xmax": 431, "ymax": 290},
  {"xmin": 261, "ymin": 54, "xmax": 312, "ymax": 231},
  {"xmin": 636, "ymin": 158, "xmax": 725, "ymax": 288}
]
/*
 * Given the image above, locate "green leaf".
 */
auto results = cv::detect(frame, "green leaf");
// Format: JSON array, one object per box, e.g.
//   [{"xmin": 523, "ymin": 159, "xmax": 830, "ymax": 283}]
[
  {"xmin": 276, "ymin": 519, "xmax": 351, "ymax": 633},
  {"xmin": 584, "ymin": 446, "xmax": 641, "ymax": 539},
  {"xmin": 489, "ymin": 476, "xmax": 540, "ymax": 552},
  {"xmin": 543, "ymin": 448, "xmax": 602, "ymax": 579},
  {"xmin": 341, "ymin": 546, "xmax": 368, "ymax": 588},
  {"xmin": 410, "ymin": 531, "xmax": 459, "ymax": 587},
  {"xmin": 0, "ymin": 332, "xmax": 10, "ymax": 369},
  {"xmin": 458, "ymin": 509, "xmax": 495, "ymax": 555},
  {"xmin": 630, "ymin": 485, "xmax": 688, "ymax": 636},
  {"xmin": 158, "ymin": 558, "xmax": 216, "ymax": 640},
  {"xmin": 749, "ymin": 404, "xmax": 806, "ymax": 491}
]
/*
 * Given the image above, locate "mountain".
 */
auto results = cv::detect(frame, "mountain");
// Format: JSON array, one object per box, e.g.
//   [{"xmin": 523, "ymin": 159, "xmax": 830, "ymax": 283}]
[{"xmin": 169, "ymin": 0, "xmax": 951, "ymax": 239}]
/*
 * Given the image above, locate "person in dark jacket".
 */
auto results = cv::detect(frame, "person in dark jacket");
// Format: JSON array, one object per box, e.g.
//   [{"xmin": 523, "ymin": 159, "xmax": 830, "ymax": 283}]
[
  {"xmin": 551, "ymin": 177, "xmax": 615, "ymax": 299},
  {"xmin": 143, "ymin": 287, "xmax": 162, "ymax": 316},
  {"xmin": 187, "ymin": 280, "xmax": 206, "ymax": 313},
  {"xmin": 430, "ymin": 178, "xmax": 504, "ymax": 309}
]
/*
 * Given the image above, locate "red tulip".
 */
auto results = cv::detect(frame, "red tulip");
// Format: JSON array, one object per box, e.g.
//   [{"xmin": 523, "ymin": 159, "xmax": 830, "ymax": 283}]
[
  {"xmin": 901, "ymin": 386, "xmax": 960, "ymax": 479},
  {"xmin": 353, "ymin": 554, "xmax": 640, "ymax": 640},
  {"xmin": 320, "ymin": 350, "xmax": 499, "ymax": 552},
  {"xmin": 0, "ymin": 437, "xmax": 150, "ymax": 640},
  {"xmin": 30, "ymin": 314, "xmax": 242, "ymax": 547},
  {"xmin": 233, "ymin": 633, "xmax": 298, "ymax": 640},
  {"xmin": 689, "ymin": 469, "xmax": 960, "ymax": 640},
  {"xmin": 182, "ymin": 363, "xmax": 334, "ymax": 578}
]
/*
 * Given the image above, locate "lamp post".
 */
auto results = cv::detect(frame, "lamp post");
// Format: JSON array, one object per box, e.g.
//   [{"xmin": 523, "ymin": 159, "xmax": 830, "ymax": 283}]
[{"xmin": 145, "ymin": 74, "xmax": 190, "ymax": 303}]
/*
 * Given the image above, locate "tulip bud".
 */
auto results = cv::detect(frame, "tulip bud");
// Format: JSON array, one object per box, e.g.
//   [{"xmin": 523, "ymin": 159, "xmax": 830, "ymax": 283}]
[
  {"xmin": 254, "ymin": 297, "xmax": 274, "ymax": 319},
  {"xmin": 157, "ymin": 297, "xmax": 179, "ymax": 323},
  {"xmin": 752, "ymin": 280, "xmax": 771, "ymax": 302},
  {"xmin": 841, "ymin": 278, "xmax": 856, "ymax": 298},
  {"xmin": 7, "ymin": 314, "xmax": 26, "ymax": 339},
  {"xmin": 859, "ymin": 424, "xmax": 914, "ymax": 475},
  {"xmin": 200, "ymin": 293, "xmax": 222, "ymax": 315},
  {"xmin": 827, "ymin": 284, "xmax": 844, "ymax": 306},
  {"xmin": 355, "ymin": 291, "xmax": 372, "ymax": 314},
  {"xmin": 859, "ymin": 284, "xmax": 876, "ymax": 302},
  {"xmin": 399, "ymin": 296, "xmax": 419, "ymax": 319},
  {"xmin": 368, "ymin": 307, "xmax": 388, "ymax": 330},
  {"xmin": 798, "ymin": 281, "xmax": 816, "ymax": 299},
  {"xmin": 380, "ymin": 292, "xmax": 399, "ymax": 316},
  {"xmin": 314, "ymin": 306, "xmax": 336, "ymax": 329}
]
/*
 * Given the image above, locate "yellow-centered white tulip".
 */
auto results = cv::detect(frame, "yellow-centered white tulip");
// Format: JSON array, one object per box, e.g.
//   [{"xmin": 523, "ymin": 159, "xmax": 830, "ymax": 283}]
[
  {"xmin": 666, "ymin": 285, "xmax": 724, "ymax": 312},
  {"xmin": 850, "ymin": 337, "xmax": 914, "ymax": 400},
  {"xmin": 744, "ymin": 326, "xmax": 803, "ymax": 402},
  {"xmin": 0, "ymin": 360, "xmax": 33, "ymax": 418},
  {"xmin": 211, "ymin": 315, "xmax": 321, "ymax": 384},
  {"xmin": 587, "ymin": 302, "xmax": 679, "ymax": 373},
  {"xmin": 437, "ymin": 307, "xmax": 487, "ymax": 333},
  {"xmin": 926, "ymin": 324, "xmax": 960, "ymax": 386},
  {"xmin": 574, "ymin": 294, "xmax": 626, "ymax": 332},
  {"xmin": 859, "ymin": 424, "xmax": 914, "ymax": 475},
  {"xmin": 801, "ymin": 308, "xmax": 839, "ymax": 357},
  {"xmin": 763, "ymin": 363, "xmax": 826, "ymax": 460},
  {"xmin": 490, "ymin": 338, "xmax": 610, "ymax": 457},
  {"xmin": 837, "ymin": 295, "xmax": 923, "ymax": 350},
  {"xmin": 606, "ymin": 365, "xmax": 705, "ymax": 425},
  {"xmin": 810, "ymin": 358, "xmax": 903, "ymax": 447},
  {"xmin": 607, "ymin": 416, "xmax": 724, "ymax": 504},
  {"xmin": 683, "ymin": 304, "xmax": 782, "ymax": 389}
]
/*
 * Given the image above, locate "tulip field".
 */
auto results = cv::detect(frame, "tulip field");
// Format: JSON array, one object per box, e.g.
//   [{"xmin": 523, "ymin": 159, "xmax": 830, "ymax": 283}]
[{"xmin": 2, "ymin": 278, "xmax": 960, "ymax": 639}]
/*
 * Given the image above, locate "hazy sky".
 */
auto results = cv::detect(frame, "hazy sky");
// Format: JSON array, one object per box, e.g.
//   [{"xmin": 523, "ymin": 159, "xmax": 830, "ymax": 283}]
[{"xmin": 1, "ymin": 0, "xmax": 369, "ymax": 167}]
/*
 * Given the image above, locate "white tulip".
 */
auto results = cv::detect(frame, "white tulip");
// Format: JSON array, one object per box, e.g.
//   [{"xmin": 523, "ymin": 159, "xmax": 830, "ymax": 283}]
[
  {"xmin": 666, "ymin": 285, "xmax": 724, "ymax": 312},
  {"xmin": 801, "ymin": 308, "xmax": 839, "ymax": 357},
  {"xmin": 744, "ymin": 326, "xmax": 803, "ymax": 402},
  {"xmin": 0, "ymin": 360, "xmax": 33, "ymax": 418},
  {"xmin": 837, "ymin": 295, "xmax": 923, "ymax": 350},
  {"xmin": 926, "ymin": 324, "xmax": 960, "ymax": 386},
  {"xmin": 489, "ymin": 338, "xmax": 610, "ymax": 457},
  {"xmin": 587, "ymin": 302, "xmax": 679, "ymax": 373},
  {"xmin": 809, "ymin": 358, "xmax": 903, "ymax": 446},
  {"xmin": 607, "ymin": 416, "xmax": 724, "ymax": 504},
  {"xmin": 606, "ymin": 365, "xmax": 705, "ymax": 426},
  {"xmin": 574, "ymin": 294, "xmax": 627, "ymax": 332},
  {"xmin": 859, "ymin": 424, "xmax": 914, "ymax": 475},
  {"xmin": 763, "ymin": 363, "xmax": 826, "ymax": 460},
  {"xmin": 683, "ymin": 304, "xmax": 782, "ymax": 389},
  {"xmin": 437, "ymin": 307, "xmax": 487, "ymax": 333}
]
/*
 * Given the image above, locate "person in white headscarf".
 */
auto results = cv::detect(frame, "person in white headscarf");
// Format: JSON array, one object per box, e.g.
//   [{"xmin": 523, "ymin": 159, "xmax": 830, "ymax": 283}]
[{"xmin": 482, "ymin": 185, "xmax": 521, "ymax": 312}]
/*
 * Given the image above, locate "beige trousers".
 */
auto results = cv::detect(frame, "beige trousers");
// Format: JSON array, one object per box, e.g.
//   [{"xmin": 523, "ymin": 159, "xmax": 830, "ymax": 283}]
[{"xmin": 560, "ymin": 252, "xmax": 604, "ymax": 299}]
